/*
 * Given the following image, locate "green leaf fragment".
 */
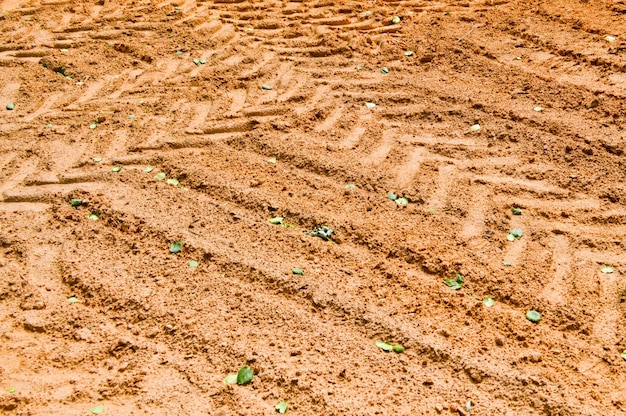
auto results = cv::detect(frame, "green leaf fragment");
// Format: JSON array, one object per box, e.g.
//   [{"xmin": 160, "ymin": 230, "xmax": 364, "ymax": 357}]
[
  {"xmin": 269, "ymin": 217, "xmax": 284, "ymax": 225},
  {"xmin": 8, "ymin": 387, "xmax": 15, "ymax": 393},
  {"xmin": 511, "ymin": 208, "xmax": 522, "ymax": 215},
  {"xmin": 381, "ymin": 67, "xmax": 389, "ymax": 74},
  {"xmin": 144, "ymin": 166, "xmax": 154, "ymax": 173},
  {"xmin": 395, "ymin": 197, "xmax": 409, "ymax": 206},
  {"xmin": 267, "ymin": 157, "xmax": 277, "ymax": 163},
  {"xmin": 236, "ymin": 365, "xmax": 253, "ymax": 385},
  {"xmin": 87, "ymin": 214, "xmax": 99, "ymax": 221},
  {"xmin": 387, "ymin": 192, "xmax": 398, "ymax": 201},
  {"xmin": 356, "ymin": 65, "xmax": 364, "ymax": 70},
  {"xmin": 365, "ymin": 102, "xmax": 376, "ymax": 109},
  {"xmin": 155, "ymin": 172, "xmax": 166, "ymax": 180},
  {"xmin": 70, "ymin": 199, "xmax": 82, "ymax": 207},
  {"xmin": 68, "ymin": 296, "xmax": 79, "ymax": 303},
  {"xmin": 262, "ymin": 85, "xmax": 273, "ymax": 90},
  {"xmin": 93, "ymin": 157, "xmax": 102, "ymax": 163},
  {"xmin": 128, "ymin": 114, "xmax": 135, "ymax": 119},
  {"xmin": 503, "ymin": 261, "xmax": 512, "ymax": 266},
  {"xmin": 510, "ymin": 228, "xmax": 523, "ymax": 238},
  {"xmin": 506, "ymin": 233, "xmax": 515, "ymax": 241},
  {"xmin": 526, "ymin": 310, "xmax": 541, "ymax": 323},
  {"xmin": 292, "ymin": 268, "xmax": 304, "ymax": 275},
  {"xmin": 193, "ymin": 58, "xmax": 201, "ymax": 66},
  {"xmin": 392, "ymin": 344, "xmax": 405, "ymax": 353},
  {"xmin": 483, "ymin": 297, "xmax": 495, "ymax": 307},
  {"xmin": 275, "ymin": 401, "xmax": 288, "ymax": 414},
  {"xmin": 470, "ymin": 123, "xmax": 481, "ymax": 131},
  {"xmin": 443, "ymin": 274, "xmax": 464, "ymax": 290},
  {"xmin": 345, "ymin": 184, "xmax": 356, "ymax": 189},
  {"xmin": 91, "ymin": 404, "xmax": 104, "ymax": 414},
  {"xmin": 601, "ymin": 265, "xmax": 614, "ymax": 274},
  {"xmin": 6, "ymin": 102, "xmax": 15, "ymax": 110},
  {"xmin": 391, "ymin": 16, "xmax": 401, "ymax": 24},
  {"xmin": 89, "ymin": 122, "xmax": 98, "ymax": 129},
  {"xmin": 111, "ymin": 166, "xmax": 121, "ymax": 172},
  {"xmin": 223, "ymin": 374, "xmax": 238, "ymax": 384},
  {"xmin": 404, "ymin": 50, "xmax": 414, "ymax": 56},
  {"xmin": 375, "ymin": 341, "xmax": 393, "ymax": 352},
  {"xmin": 169, "ymin": 241, "xmax": 183, "ymax": 254},
  {"xmin": 188, "ymin": 261, "xmax": 199, "ymax": 268},
  {"xmin": 621, "ymin": 350, "xmax": 626, "ymax": 361},
  {"xmin": 166, "ymin": 178, "xmax": 179, "ymax": 186},
  {"xmin": 176, "ymin": 51, "xmax": 183, "ymax": 56}
]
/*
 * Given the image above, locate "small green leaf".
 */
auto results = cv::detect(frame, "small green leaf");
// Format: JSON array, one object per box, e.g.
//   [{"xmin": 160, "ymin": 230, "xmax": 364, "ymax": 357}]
[
  {"xmin": 176, "ymin": 50, "xmax": 183, "ymax": 56},
  {"xmin": 506, "ymin": 233, "xmax": 515, "ymax": 241},
  {"xmin": 89, "ymin": 121, "xmax": 98, "ymax": 129},
  {"xmin": 601, "ymin": 265, "xmax": 614, "ymax": 274},
  {"xmin": 6, "ymin": 102, "xmax": 15, "ymax": 110},
  {"xmin": 356, "ymin": 65, "xmax": 365, "ymax": 70},
  {"xmin": 365, "ymin": 102, "xmax": 376, "ymax": 109},
  {"xmin": 262, "ymin": 85, "xmax": 273, "ymax": 90},
  {"xmin": 87, "ymin": 214, "xmax": 99, "ymax": 221},
  {"xmin": 510, "ymin": 228, "xmax": 523, "ymax": 239},
  {"xmin": 91, "ymin": 404, "xmax": 104, "ymax": 414},
  {"xmin": 275, "ymin": 401, "xmax": 288, "ymax": 414},
  {"xmin": 169, "ymin": 241, "xmax": 182, "ymax": 254},
  {"xmin": 111, "ymin": 166, "xmax": 121, "ymax": 172},
  {"xmin": 155, "ymin": 172, "xmax": 166, "ymax": 180},
  {"xmin": 511, "ymin": 208, "xmax": 522, "ymax": 215},
  {"xmin": 395, "ymin": 197, "xmax": 409, "ymax": 206},
  {"xmin": 144, "ymin": 166, "xmax": 154, "ymax": 173},
  {"xmin": 7, "ymin": 387, "xmax": 15, "ymax": 393},
  {"xmin": 236, "ymin": 365, "xmax": 254, "ymax": 385},
  {"xmin": 345, "ymin": 184, "xmax": 356, "ymax": 189},
  {"xmin": 503, "ymin": 261, "xmax": 512, "ymax": 266},
  {"xmin": 533, "ymin": 106, "xmax": 543, "ymax": 112},
  {"xmin": 404, "ymin": 50, "xmax": 414, "ymax": 56},
  {"xmin": 387, "ymin": 192, "xmax": 398, "ymax": 201},
  {"xmin": 428, "ymin": 209, "xmax": 436, "ymax": 215},
  {"xmin": 381, "ymin": 67, "xmax": 389, "ymax": 74},
  {"xmin": 188, "ymin": 261, "xmax": 199, "ymax": 268},
  {"xmin": 470, "ymin": 123, "xmax": 481, "ymax": 131},
  {"xmin": 391, "ymin": 16, "xmax": 401, "ymax": 24},
  {"xmin": 70, "ymin": 199, "xmax": 82, "ymax": 207},
  {"xmin": 375, "ymin": 341, "xmax": 393, "ymax": 352},
  {"xmin": 68, "ymin": 296, "xmax": 79, "ymax": 303},
  {"xmin": 166, "ymin": 178, "xmax": 179, "ymax": 186},
  {"xmin": 443, "ymin": 274, "xmax": 464, "ymax": 290},
  {"xmin": 392, "ymin": 344, "xmax": 405, "ymax": 353},
  {"xmin": 621, "ymin": 350, "xmax": 626, "ymax": 361},
  {"xmin": 292, "ymin": 268, "xmax": 304, "ymax": 275},
  {"xmin": 267, "ymin": 157, "xmax": 277, "ymax": 164},
  {"xmin": 128, "ymin": 114, "xmax": 135, "ymax": 119},
  {"xmin": 93, "ymin": 157, "xmax": 102, "ymax": 163},
  {"xmin": 526, "ymin": 310, "xmax": 541, "ymax": 323},
  {"xmin": 483, "ymin": 297, "xmax": 495, "ymax": 307},
  {"xmin": 223, "ymin": 373, "xmax": 238, "ymax": 384},
  {"xmin": 269, "ymin": 217, "xmax": 284, "ymax": 225}
]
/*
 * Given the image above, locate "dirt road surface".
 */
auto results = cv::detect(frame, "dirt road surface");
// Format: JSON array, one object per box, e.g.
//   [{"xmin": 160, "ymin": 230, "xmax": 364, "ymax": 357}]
[{"xmin": 1, "ymin": 0, "xmax": 625, "ymax": 414}]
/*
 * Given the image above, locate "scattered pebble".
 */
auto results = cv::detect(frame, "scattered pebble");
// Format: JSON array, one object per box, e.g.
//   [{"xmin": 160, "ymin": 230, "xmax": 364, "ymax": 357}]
[{"xmin": 6, "ymin": 103, "xmax": 15, "ymax": 110}]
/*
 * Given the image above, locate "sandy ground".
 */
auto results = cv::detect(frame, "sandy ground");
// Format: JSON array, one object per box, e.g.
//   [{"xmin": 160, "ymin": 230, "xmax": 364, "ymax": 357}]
[{"xmin": 0, "ymin": 0, "xmax": 625, "ymax": 414}]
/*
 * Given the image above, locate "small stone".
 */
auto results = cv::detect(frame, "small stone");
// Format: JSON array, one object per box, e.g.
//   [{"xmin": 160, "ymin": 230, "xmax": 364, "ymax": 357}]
[
  {"xmin": 495, "ymin": 337, "xmax": 504, "ymax": 346},
  {"xmin": 23, "ymin": 314, "xmax": 46, "ymax": 333},
  {"xmin": 465, "ymin": 367, "xmax": 483, "ymax": 383},
  {"xmin": 423, "ymin": 378, "xmax": 434, "ymax": 386},
  {"xmin": 528, "ymin": 351, "xmax": 542, "ymax": 363},
  {"xmin": 6, "ymin": 103, "xmax": 15, "ymax": 110},
  {"xmin": 435, "ymin": 403, "xmax": 444, "ymax": 413}
]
